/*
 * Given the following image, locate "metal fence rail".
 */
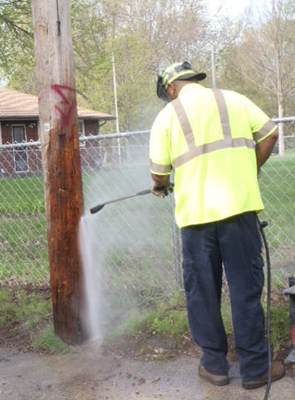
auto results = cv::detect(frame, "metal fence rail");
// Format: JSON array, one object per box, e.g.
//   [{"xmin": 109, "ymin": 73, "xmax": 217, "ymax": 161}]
[{"xmin": 0, "ymin": 119, "xmax": 294, "ymax": 306}]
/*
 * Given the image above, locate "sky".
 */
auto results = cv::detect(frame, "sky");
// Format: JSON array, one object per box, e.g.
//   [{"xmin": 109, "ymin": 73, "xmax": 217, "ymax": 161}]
[{"xmin": 207, "ymin": 0, "xmax": 253, "ymax": 16}]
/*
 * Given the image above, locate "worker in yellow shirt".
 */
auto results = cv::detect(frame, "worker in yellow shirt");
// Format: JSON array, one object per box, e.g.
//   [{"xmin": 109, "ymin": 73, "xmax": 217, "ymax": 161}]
[{"xmin": 149, "ymin": 61, "xmax": 285, "ymax": 389}]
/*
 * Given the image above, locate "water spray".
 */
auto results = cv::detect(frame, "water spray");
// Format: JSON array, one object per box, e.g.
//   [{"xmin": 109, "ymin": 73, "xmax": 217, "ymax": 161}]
[{"xmin": 90, "ymin": 189, "xmax": 151, "ymax": 214}]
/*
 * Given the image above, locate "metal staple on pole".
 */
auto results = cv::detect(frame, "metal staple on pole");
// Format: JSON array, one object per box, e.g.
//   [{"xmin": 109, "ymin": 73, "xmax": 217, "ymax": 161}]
[{"xmin": 56, "ymin": 0, "xmax": 61, "ymax": 36}]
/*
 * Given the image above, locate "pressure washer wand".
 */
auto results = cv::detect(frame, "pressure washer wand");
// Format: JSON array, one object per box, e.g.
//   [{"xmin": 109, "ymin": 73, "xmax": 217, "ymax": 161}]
[{"xmin": 90, "ymin": 189, "xmax": 151, "ymax": 214}]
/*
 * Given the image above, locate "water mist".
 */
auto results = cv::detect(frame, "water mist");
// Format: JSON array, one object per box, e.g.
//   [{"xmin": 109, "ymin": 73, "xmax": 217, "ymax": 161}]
[
  {"xmin": 79, "ymin": 214, "xmax": 105, "ymax": 340},
  {"xmin": 78, "ymin": 140, "xmax": 176, "ymax": 343}
]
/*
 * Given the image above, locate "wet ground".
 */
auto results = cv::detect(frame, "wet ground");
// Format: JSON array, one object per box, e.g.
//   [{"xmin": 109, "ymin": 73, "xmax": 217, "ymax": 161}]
[{"xmin": 1, "ymin": 344, "xmax": 294, "ymax": 400}]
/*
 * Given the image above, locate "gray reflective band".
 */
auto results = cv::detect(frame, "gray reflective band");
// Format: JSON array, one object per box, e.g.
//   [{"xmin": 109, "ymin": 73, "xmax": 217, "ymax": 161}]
[
  {"xmin": 150, "ymin": 159, "xmax": 172, "ymax": 174},
  {"xmin": 171, "ymin": 89, "xmax": 255, "ymax": 169},
  {"xmin": 172, "ymin": 98, "xmax": 195, "ymax": 149},
  {"xmin": 212, "ymin": 89, "xmax": 231, "ymax": 138},
  {"xmin": 254, "ymin": 120, "xmax": 278, "ymax": 142},
  {"xmin": 173, "ymin": 138, "xmax": 254, "ymax": 168}
]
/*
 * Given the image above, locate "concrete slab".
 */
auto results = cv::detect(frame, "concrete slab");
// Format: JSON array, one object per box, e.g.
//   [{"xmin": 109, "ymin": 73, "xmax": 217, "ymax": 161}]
[{"xmin": 0, "ymin": 346, "xmax": 294, "ymax": 400}]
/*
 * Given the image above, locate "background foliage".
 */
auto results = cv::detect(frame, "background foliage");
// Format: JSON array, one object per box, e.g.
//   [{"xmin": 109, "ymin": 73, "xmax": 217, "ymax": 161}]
[{"xmin": 0, "ymin": 0, "xmax": 295, "ymax": 131}]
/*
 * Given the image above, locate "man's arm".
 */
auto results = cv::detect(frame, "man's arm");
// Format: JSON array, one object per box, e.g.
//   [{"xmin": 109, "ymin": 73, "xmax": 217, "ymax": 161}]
[
  {"xmin": 256, "ymin": 130, "xmax": 278, "ymax": 173},
  {"xmin": 151, "ymin": 173, "xmax": 170, "ymax": 188}
]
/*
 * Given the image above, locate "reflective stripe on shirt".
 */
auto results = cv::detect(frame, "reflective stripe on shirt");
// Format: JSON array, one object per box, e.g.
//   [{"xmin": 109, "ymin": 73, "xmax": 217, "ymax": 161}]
[{"xmin": 171, "ymin": 89, "xmax": 256, "ymax": 169}]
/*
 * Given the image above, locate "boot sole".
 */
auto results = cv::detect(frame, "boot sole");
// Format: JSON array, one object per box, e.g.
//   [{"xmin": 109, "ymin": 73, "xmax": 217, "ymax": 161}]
[
  {"xmin": 199, "ymin": 374, "xmax": 230, "ymax": 386},
  {"xmin": 242, "ymin": 370, "xmax": 285, "ymax": 390}
]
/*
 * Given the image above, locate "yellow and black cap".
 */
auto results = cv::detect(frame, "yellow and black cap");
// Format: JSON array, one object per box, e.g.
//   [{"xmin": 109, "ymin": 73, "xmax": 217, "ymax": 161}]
[{"xmin": 157, "ymin": 61, "xmax": 206, "ymax": 101}]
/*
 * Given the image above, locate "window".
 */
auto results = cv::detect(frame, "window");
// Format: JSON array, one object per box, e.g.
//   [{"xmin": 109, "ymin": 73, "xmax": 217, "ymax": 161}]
[
  {"xmin": 12, "ymin": 125, "xmax": 28, "ymax": 172},
  {"xmin": 79, "ymin": 120, "xmax": 85, "ymax": 147}
]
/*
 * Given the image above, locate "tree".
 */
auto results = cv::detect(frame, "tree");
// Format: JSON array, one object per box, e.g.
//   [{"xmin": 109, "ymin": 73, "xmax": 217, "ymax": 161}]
[
  {"xmin": 0, "ymin": 0, "xmax": 35, "ymax": 91},
  {"xmin": 220, "ymin": 0, "xmax": 295, "ymax": 155},
  {"xmin": 0, "ymin": 0, "xmax": 222, "ymax": 130},
  {"xmin": 72, "ymin": 0, "xmax": 212, "ymax": 130}
]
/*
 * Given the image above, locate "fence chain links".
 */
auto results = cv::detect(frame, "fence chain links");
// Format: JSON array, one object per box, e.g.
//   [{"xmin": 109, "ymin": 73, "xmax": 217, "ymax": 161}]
[{"xmin": 0, "ymin": 120, "xmax": 294, "ymax": 303}]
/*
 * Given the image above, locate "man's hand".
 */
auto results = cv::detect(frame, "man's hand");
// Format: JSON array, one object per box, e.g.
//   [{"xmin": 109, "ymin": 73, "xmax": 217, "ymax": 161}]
[
  {"xmin": 151, "ymin": 173, "xmax": 173, "ymax": 198},
  {"xmin": 151, "ymin": 183, "xmax": 174, "ymax": 198}
]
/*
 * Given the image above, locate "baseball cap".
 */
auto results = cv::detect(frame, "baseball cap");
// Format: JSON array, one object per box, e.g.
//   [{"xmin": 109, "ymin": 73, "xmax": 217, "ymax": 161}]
[{"xmin": 162, "ymin": 61, "xmax": 206, "ymax": 89}]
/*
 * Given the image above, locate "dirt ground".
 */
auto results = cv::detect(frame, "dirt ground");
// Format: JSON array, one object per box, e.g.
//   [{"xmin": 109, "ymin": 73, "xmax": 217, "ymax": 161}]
[
  {"xmin": 1, "ymin": 340, "xmax": 295, "ymax": 400},
  {"xmin": 1, "ymin": 287, "xmax": 294, "ymax": 400},
  {"xmin": 1, "ymin": 324, "xmax": 295, "ymax": 400}
]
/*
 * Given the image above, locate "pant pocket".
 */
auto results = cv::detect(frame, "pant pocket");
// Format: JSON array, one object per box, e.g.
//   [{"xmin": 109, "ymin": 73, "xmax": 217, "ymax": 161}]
[
  {"xmin": 250, "ymin": 256, "xmax": 265, "ymax": 296},
  {"xmin": 182, "ymin": 263, "xmax": 193, "ymax": 295}
]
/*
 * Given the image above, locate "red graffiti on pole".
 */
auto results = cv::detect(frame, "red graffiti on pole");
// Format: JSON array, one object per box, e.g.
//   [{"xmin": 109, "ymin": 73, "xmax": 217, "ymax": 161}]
[{"xmin": 52, "ymin": 85, "xmax": 77, "ymax": 127}]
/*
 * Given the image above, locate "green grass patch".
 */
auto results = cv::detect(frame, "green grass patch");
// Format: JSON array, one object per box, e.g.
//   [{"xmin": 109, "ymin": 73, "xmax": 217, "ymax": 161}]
[
  {"xmin": 222, "ymin": 300, "xmax": 290, "ymax": 350},
  {"xmin": 32, "ymin": 324, "xmax": 70, "ymax": 355},
  {"xmin": 107, "ymin": 288, "xmax": 291, "ymax": 356},
  {"xmin": 0, "ymin": 176, "xmax": 45, "ymax": 215},
  {"xmin": 0, "ymin": 287, "xmax": 70, "ymax": 355},
  {"xmin": 124, "ymin": 308, "xmax": 189, "ymax": 340},
  {"xmin": 109, "ymin": 291, "xmax": 189, "ymax": 342},
  {"xmin": 0, "ymin": 287, "xmax": 52, "ymax": 328},
  {"xmin": 260, "ymin": 155, "xmax": 295, "ymax": 250},
  {"xmin": 0, "ymin": 214, "xmax": 49, "ymax": 283},
  {"xmin": 266, "ymin": 304, "xmax": 290, "ymax": 351},
  {"xmin": 221, "ymin": 303, "xmax": 234, "ymax": 336}
]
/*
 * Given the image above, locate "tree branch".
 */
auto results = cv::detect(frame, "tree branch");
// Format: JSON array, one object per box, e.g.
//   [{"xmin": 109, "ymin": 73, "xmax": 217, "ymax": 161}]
[{"xmin": 0, "ymin": 13, "xmax": 33, "ymax": 37}]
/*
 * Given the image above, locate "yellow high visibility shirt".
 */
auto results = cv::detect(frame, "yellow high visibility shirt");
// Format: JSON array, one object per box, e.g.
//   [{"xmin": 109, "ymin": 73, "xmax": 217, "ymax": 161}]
[{"xmin": 149, "ymin": 84, "xmax": 278, "ymax": 228}]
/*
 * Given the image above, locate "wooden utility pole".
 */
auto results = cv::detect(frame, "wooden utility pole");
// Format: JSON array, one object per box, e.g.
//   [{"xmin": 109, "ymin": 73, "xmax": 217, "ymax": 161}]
[{"xmin": 32, "ymin": 0, "xmax": 85, "ymax": 344}]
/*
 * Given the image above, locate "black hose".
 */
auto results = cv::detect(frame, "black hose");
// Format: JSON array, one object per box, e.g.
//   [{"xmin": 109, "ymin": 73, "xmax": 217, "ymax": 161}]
[{"xmin": 257, "ymin": 216, "xmax": 272, "ymax": 400}]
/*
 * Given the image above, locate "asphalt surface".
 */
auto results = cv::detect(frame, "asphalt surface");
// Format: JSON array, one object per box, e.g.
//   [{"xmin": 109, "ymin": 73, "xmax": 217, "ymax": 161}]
[{"xmin": 0, "ymin": 345, "xmax": 294, "ymax": 400}]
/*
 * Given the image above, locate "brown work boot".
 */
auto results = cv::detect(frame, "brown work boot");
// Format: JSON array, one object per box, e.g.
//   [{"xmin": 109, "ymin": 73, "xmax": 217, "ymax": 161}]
[
  {"xmin": 242, "ymin": 361, "xmax": 285, "ymax": 389},
  {"xmin": 198, "ymin": 365, "xmax": 230, "ymax": 386}
]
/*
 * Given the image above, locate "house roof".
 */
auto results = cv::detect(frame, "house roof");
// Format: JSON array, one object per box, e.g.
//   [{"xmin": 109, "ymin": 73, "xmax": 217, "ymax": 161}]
[{"xmin": 0, "ymin": 88, "xmax": 115, "ymax": 121}]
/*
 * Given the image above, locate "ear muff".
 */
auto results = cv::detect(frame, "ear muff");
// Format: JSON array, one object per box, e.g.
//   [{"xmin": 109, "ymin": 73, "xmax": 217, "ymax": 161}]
[{"xmin": 157, "ymin": 75, "xmax": 170, "ymax": 102}]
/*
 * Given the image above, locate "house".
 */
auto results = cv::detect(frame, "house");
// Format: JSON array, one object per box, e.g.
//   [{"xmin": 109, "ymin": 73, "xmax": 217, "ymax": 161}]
[{"xmin": 0, "ymin": 88, "xmax": 115, "ymax": 176}]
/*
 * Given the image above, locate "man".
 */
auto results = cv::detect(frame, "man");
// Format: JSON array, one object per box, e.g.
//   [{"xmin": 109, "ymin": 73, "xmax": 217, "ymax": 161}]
[{"xmin": 149, "ymin": 61, "xmax": 285, "ymax": 389}]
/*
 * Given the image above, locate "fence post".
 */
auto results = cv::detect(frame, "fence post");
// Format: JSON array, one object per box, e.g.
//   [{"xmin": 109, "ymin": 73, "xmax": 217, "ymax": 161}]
[{"xmin": 170, "ymin": 193, "xmax": 182, "ymax": 289}]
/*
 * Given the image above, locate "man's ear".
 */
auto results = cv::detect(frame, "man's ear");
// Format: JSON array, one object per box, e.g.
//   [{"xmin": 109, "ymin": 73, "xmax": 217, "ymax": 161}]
[{"xmin": 167, "ymin": 83, "xmax": 175, "ymax": 98}]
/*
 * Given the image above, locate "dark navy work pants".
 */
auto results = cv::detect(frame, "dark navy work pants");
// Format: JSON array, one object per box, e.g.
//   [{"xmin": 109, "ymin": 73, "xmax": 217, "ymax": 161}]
[{"xmin": 181, "ymin": 212, "xmax": 269, "ymax": 382}]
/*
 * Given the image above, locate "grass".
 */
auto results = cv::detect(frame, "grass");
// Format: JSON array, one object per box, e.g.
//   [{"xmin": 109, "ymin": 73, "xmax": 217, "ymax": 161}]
[
  {"xmin": 32, "ymin": 324, "xmax": 70, "ymax": 355},
  {"xmin": 108, "ymin": 289, "xmax": 291, "ymax": 357},
  {"xmin": 260, "ymin": 154, "xmax": 295, "ymax": 248},
  {"xmin": 0, "ymin": 285, "xmax": 290, "ymax": 358},
  {"xmin": 0, "ymin": 287, "xmax": 52, "ymax": 328},
  {"xmin": 109, "ymin": 291, "xmax": 233, "ymax": 341},
  {"xmin": 0, "ymin": 287, "xmax": 70, "ymax": 354},
  {"xmin": 0, "ymin": 214, "xmax": 49, "ymax": 284},
  {"xmin": 107, "ymin": 291, "xmax": 189, "ymax": 341},
  {"xmin": 0, "ymin": 176, "xmax": 45, "ymax": 215}
]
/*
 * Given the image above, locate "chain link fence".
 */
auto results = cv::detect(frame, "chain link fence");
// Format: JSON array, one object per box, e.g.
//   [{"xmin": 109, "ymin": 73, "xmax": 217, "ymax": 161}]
[{"xmin": 0, "ymin": 119, "xmax": 294, "ymax": 305}]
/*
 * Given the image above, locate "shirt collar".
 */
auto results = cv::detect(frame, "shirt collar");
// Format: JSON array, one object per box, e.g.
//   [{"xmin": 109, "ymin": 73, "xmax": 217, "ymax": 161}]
[{"xmin": 179, "ymin": 83, "xmax": 204, "ymax": 96}]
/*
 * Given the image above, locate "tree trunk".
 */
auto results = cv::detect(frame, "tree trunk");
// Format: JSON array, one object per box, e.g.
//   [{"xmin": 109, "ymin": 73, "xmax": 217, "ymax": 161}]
[
  {"xmin": 277, "ymin": 90, "xmax": 285, "ymax": 156},
  {"xmin": 276, "ymin": 43, "xmax": 285, "ymax": 155},
  {"xmin": 32, "ymin": 0, "xmax": 85, "ymax": 344},
  {"xmin": 272, "ymin": 0, "xmax": 285, "ymax": 156}
]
